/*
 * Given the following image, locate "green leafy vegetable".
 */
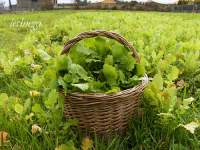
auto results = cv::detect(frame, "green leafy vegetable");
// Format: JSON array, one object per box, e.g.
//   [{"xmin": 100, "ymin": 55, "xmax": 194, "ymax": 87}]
[
  {"xmin": 55, "ymin": 40, "xmax": 144, "ymax": 94},
  {"xmin": 103, "ymin": 64, "xmax": 118, "ymax": 86}
]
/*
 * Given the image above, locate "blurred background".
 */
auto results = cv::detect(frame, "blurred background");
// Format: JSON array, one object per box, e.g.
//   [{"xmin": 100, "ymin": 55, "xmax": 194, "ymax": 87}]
[{"xmin": 0, "ymin": 0, "xmax": 199, "ymax": 13}]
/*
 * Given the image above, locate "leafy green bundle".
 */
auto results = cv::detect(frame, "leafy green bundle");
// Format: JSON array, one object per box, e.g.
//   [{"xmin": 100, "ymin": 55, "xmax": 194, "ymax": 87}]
[{"xmin": 56, "ymin": 37, "xmax": 145, "ymax": 94}]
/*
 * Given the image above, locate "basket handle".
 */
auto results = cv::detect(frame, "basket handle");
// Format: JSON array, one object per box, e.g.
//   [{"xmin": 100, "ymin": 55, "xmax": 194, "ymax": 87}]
[{"xmin": 61, "ymin": 30, "xmax": 140, "ymax": 63}]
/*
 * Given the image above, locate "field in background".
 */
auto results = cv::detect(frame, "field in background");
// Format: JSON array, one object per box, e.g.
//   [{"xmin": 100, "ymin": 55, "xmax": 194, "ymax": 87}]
[{"xmin": 0, "ymin": 10, "xmax": 200, "ymax": 150}]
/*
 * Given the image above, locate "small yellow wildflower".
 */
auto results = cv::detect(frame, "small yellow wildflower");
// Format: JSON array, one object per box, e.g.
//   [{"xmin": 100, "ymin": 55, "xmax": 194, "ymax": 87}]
[
  {"xmin": 30, "ymin": 90, "xmax": 41, "ymax": 97},
  {"xmin": 81, "ymin": 137, "xmax": 93, "ymax": 150}
]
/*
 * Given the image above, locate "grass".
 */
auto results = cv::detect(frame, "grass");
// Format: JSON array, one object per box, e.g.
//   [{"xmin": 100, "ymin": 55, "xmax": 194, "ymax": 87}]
[
  {"xmin": 0, "ymin": 10, "xmax": 200, "ymax": 150},
  {"xmin": 0, "ymin": 10, "xmax": 76, "ymax": 51}
]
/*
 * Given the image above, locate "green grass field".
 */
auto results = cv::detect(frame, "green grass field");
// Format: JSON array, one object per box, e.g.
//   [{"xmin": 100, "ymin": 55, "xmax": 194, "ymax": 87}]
[{"xmin": 0, "ymin": 10, "xmax": 200, "ymax": 150}]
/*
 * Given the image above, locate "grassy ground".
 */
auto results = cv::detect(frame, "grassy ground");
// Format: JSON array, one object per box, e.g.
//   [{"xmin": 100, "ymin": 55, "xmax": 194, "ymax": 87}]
[
  {"xmin": 0, "ymin": 10, "xmax": 76, "ymax": 50},
  {"xmin": 0, "ymin": 10, "xmax": 200, "ymax": 150}
]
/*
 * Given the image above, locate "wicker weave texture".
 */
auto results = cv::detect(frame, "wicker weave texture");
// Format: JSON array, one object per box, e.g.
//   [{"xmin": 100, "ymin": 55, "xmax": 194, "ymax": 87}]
[{"xmin": 61, "ymin": 30, "xmax": 148, "ymax": 134}]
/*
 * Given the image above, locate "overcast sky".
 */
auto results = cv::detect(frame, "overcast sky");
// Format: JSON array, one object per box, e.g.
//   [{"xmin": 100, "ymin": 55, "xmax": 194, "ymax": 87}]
[{"xmin": 0, "ymin": 0, "xmax": 178, "ymax": 6}]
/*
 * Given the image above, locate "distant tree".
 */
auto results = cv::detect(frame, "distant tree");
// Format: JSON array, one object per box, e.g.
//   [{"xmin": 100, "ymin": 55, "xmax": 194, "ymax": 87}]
[
  {"xmin": 75, "ymin": 0, "xmax": 81, "ymax": 8},
  {"xmin": 75, "ymin": 0, "xmax": 81, "ymax": 4},
  {"xmin": 83, "ymin": 0, "xmax": 87, "ymax": 5},
  {"xmin": 194, "ymin": 0, "xmax": 200, "ymax": 4},
  {"xmin": 8, "ymin": 0, "xmax": 12, "ymax": 10},
  {"xmin": 178, "ymin": 0, "xmax": 193, "ymax": 5}
]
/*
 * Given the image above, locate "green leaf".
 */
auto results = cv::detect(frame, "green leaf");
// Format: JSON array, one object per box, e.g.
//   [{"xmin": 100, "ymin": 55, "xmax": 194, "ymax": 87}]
[
  {"xmin": 71, "ymin": 83, "xmax": 89, "ymax": 92},
  {"xmin": 163, "ymin": 88, "xmax": 177, "ymax": 112},
  {"xmin": 183, "ymin": 97, "xmax": 194, "ymax": 106},
  {"xmin": 94, "ymin": 37, "xmax": 108, "ymax": 57},
  {"xmin": 178, "ymin": 97, "xmax": 195, "ymax": 114},
  {"xmin": 85, "ymin": 57, "xmax": 103, "ymax": 74},
  {"xmin": 182, "ymin": 97, "xmax": 195, "ymax": 109},
  {"xmin": 58, "ymin": 77, "xmax": 68, "ymax": 92},
  {"xmin": 104, "ymin": 55, "xmax": 113, "ymax": 65},
  {"xmin": 136, "ymin": 64, "xmax": 145, "ymax": 76},
  {"xmin": 37, "ymin": 49, "xmax": 51, "ymax": 61},
  {"xmin": 23, "ymin": 98, "xmax": 32, "ymax": 114},
  {"xmin": 56, "ymin": 55, "xmax": 71, "ymax": 71},
  {"xmin": 70, "ymin": 44, "xmax": 92, "ymax": 65},
  {"xmin": 75, "ymin": 43, "xmax": 95, "ymax": 56},
  {"xmin": 32, "ymin": 74, "xmax": 43, "ymax": 89},
  {"xmin": 69, "ymin": 64, "xmax": 90, "ymax": 81},
  {"xmin": 157, "ymin": 113, "xmax": 175, "ymax": 119},
  {"xmin": 85, "ymin": 58, "xmax": 101, "ymax": 63},
  {"xmin": 157, "ymin": 113, "xmax": 175, "ymax": 124},
  {"xmin": 165, "ymin": 54, "xmax": 176, "ymax": 64},
  {"xmin": 144, "ymin": 88, "xmax": 159, "ymax": 106},
  {"xmin": 24, "ymin": 55, "xmax": 33, "ymax": 64},
  {"xmin": 119, "ymin": 54, "xmax": 136, "ymax": 71},
  {"xmin": 0, "ymin": 93, "xmax": 9, "ymax": 107},
  {"xmin": 118, "ymin": 70, "xmax": 126, "ymax": 83},
  {"xmin": 63, "ymin": 118, "xmax": 78, "ymax": 130},
  {"xmin": 45, "ymin": 89, "xmax": 58, "ymax": 108},
  {"xmin": 166, "ymin": 87, "xmax": 177, "ymax": 98},
  {"xmin": 106, "ymin": 87, "xmax": 120, "ymax": 94},
  {"xmin": 24, "ymin": 80, "xmax": 33, "ymax": 88},
  {"xmin": 103, "ymin": 64, "xmax": 118, "ymax": 85},
  {"xmin": 111, "ymin": 43, "xmax": 128, "ymax": 59},
  {"xmin": 111, "ymin": 43, "xmax": 136, "ymax": 71},
  {"xmin": 167, "ymin": 66, "xmax": 179, "ymax": 81},
  {"xmin": 43, "ymin": 68, "xmax": 57, "ymax": 88},
  {"xmin": 88, "ymin": 81, "xmax": 105, "ymax": 93},
  {"xmin": 152, "ymin": 73, "xmax": 163, "ymax": 90},
  {"xmin": 126, "ymin": 76, "xmax": 140, "ymax": 88},
  {"xmin": 14, "ymin": 103, "xmax": 24, "ymax": 114},
  {"xmin": 63, "ymin": 74, "xmax": 79, "ymax": 83},
  {"xmin": 32, "ymin": 103, "xmax": 43, "ymax": 114}
]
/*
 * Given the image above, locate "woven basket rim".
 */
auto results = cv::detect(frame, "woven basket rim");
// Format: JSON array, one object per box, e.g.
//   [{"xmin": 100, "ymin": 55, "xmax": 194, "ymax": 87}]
[{"xmin": 66, "ymin": 74, "xmax": 148, "ymax": 97}]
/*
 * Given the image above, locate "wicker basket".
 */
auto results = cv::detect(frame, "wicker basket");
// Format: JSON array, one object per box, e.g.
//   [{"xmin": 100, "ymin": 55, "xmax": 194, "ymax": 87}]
[{"xmin": 61, "ymin": 30, "xmax": 148, "ymax": 134}]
